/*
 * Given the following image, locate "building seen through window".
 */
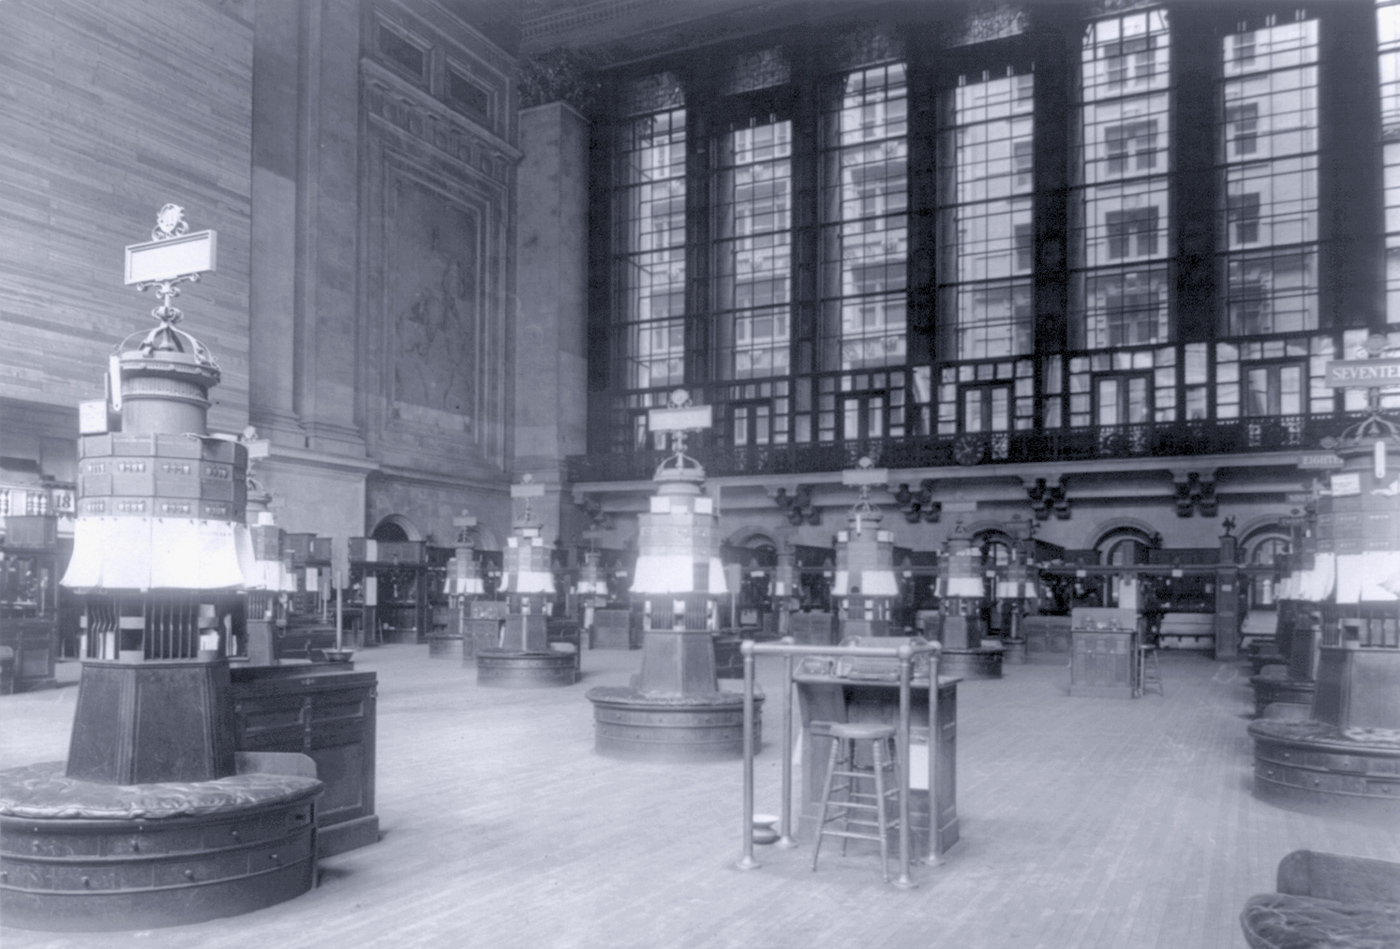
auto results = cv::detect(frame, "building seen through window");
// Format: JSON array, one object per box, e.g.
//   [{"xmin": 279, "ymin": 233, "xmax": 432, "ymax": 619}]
[
  {"xmin": 617, "ymin": 99, "xmax": 687, "ymax": 392},
  {"xmin": 716, "ymin": 119, "xmax": 793, "ymax": 380},
  {"xmin": 1378, "ymin": 0, "xmax": 1400, "ymax": 319},
  {"xmin": 1072, "ymin": 10, "xmax": 1172, "ymax": 351},
  {"xmin": 1219, "ymin": 16, "xmax": 1319, "ymax": 338},
  {"xmin": 822, "ymin": 63, "xmax": 908, "ymax": 371},
  {"xmin": 939, "ymin": 70, "xmax": 1033, "ymax": 362}
]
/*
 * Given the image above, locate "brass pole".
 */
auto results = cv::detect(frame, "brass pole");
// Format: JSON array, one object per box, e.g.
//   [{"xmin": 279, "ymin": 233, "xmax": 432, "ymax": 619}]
[
  {"xmin": 737, "ymin": 641, "xmax": 759, "ymax": 870},
  {"xmin": 893, "ymin": 645, "xmax": 916, "ymax": 888}
]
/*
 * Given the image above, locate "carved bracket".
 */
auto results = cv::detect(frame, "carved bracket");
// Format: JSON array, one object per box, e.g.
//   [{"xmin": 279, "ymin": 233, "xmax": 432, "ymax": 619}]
[
  {"xmin": 573, "ymin": 495, "xmax": 613, "ymax": 531},
  {"xmin": 1174, "ymin": 472, "xmax": 1217, "ymax": 518},
  {"xmin": 774, "ymin": 484, "xmax": 820, "ymax": 526},
  {"xmin": 1026, "ymin": 475, "xmax": 1070, "ymax": 520},
  {"xmin": 893, "ymin": 479, "xmax": 941, "ymax": 523}
]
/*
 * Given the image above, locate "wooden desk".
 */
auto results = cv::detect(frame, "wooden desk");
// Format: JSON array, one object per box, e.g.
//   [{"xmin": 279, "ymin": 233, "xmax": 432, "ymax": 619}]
[{"xmin": 793, "ymin": 672, "xmax": 959, "ymax": 861}]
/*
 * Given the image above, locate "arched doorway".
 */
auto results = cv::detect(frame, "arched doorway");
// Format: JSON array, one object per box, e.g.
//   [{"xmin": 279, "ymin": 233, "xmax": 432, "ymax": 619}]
[{"xmin": 370, "ymin": 515, "xmax": 421, "ymax": 543}]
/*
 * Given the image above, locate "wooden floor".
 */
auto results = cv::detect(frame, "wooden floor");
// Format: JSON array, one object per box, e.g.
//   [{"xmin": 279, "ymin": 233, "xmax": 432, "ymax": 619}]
[{"xmin": 3, "ymin": 644, "xmax": 1397, "ymax": 949}]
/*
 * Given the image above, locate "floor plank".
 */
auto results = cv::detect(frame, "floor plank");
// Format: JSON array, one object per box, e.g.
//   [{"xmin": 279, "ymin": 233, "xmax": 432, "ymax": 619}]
[{"xmin": 1, "ymin": 645, "xmax": 1396, "ymax": 948}]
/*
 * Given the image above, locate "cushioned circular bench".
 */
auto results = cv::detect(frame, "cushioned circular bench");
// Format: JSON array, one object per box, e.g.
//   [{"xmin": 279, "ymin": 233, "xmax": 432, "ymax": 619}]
[
  {"xmin": 0, "ymin": 760, "xmax": 323, "ymax": 932},
  {"xmin": 1241, "ymin": 850, "xmax": 1400, "ymax": 949}
]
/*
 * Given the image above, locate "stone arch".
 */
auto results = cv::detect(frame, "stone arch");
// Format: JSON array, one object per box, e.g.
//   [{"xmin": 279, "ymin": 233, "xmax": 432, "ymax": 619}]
[
  {"xmin": 371, "ymin": 514, "xmax": 422, "ymax": 542},
  {"xmin": 1083, "ymin": 516, "xmax": 1160, "ymax": 550},
  {"xmin": 725, "ymin": 525, "xmax": 781, "ymax": 550},
  {"xmin": 1236, "ymin": 515, "xmax": 1290, "ymax": 551}
]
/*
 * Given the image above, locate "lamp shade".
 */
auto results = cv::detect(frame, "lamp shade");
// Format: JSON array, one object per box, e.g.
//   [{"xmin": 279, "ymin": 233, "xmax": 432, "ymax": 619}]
[
  {"xmin": 503, "ymin": 529, "xmax": 554, "ymax": 594},
  {"xmin": 937, "ymin": 530, "xmax": 984, "ymax": 599},
  {"xmin": 574, "ymin": 549, "xmax": 610, "ymax": 596}
]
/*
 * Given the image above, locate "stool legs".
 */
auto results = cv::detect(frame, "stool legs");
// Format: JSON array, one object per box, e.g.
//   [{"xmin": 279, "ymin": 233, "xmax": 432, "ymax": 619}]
[
  {"xmin": 811, "ymin": 733, "xmax": 899, "ymax": 883},
  {"xmin": 810, "ymin": 737, "xmax": 842, "ymax": 872}
]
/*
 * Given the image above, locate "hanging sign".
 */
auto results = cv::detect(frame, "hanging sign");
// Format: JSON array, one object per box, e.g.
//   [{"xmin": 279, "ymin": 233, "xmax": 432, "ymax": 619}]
[
  {"xmin": 1331, "ymin": 472, "xmax": 1362, "ymax": 497},
  {"xmin": 1298, "ymin": 453, "xmax": 1344, "ymax": 470},
  {"xmin": 1325, "ymin": 359, "xmax": 1400, "ymax": 388}
]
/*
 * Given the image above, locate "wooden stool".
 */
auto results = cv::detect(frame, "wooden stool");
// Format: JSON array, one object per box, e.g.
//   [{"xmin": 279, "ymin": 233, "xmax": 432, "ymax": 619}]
[
  {"xmin": 1137, "ymin": 643, "xmax": 1163, "ymax": 696},
  {"xmin": 811, "ymin": 721, "xmax": 900, "ymax": 882}
]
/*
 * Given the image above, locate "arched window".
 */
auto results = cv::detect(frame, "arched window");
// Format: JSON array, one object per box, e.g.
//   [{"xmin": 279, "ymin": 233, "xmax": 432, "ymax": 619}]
[
  {"xmin": 1246, "ymin": 532, "xmax": 1289, "ymax": 607},
  {"xmin": 1095, "ymin": 527, "xmax": 1155, "ymax": 566}
]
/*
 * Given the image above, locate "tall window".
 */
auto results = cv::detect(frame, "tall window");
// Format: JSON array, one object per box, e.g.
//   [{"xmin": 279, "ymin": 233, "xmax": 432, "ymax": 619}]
[
  {"xmin": 821, "ymin": 63, "xmax": 909, "ymax": 370},
  {"xmin": 1219, "ymin": 17, "xmax": 1319, "ymax": 336},
  {"xmin": 715, "ymin": 120, "xmax": 793, "ymax": 379},
  {"xmin": 1072, "ymin": 11, "xmax": 1172, "ymax": 350},
  {"xmin": 617, "ymin": 93, "xmax": 686, "ymax": 389},
  {"xmin": 1379, "ymin": 1, "xmax": 1400, "ymax": 320},
  {"xmin": 939, "ymin": 71, "xmax": 1035, "ymax": 360}
]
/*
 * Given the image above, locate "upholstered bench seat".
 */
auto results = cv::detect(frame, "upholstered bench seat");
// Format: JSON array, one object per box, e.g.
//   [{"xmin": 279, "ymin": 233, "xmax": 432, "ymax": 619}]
[{"xmin": 1241, "ymin": 892, "xmax": 1400, "ymax": 949}]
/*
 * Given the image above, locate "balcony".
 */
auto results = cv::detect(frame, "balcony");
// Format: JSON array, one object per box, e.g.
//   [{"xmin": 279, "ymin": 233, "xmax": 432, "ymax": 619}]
[{"xmin": 566, "ymin": 412, "xmax": 1359, "ymax": 484}]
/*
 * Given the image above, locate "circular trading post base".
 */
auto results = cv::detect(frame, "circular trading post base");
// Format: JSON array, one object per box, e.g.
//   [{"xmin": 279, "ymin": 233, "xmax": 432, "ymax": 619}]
[
  {"xmin": 475, "ymin": 649, "xmax": 577, "ymax": 688},
  {"xmin": 939, "ymin": 647, "xmax": 1003, "ymax": 680},
  {"xmin": 0, "ymin": 762, "xmax": 322, "ymax": 932},
  {"xmin": 587, "ymin": 687, "xmax": 763, "ymax": 761},
  {"xmin": 1247, "ymin": 719, "xmax": 1400, "ymax": 813},
  {"xmin": 1002, "ymin": 639, "xmax": 1028, "ymax": 664},
  {"xmin": 427, "ymin": 634, "xmax": 463, "ymax": 659}
]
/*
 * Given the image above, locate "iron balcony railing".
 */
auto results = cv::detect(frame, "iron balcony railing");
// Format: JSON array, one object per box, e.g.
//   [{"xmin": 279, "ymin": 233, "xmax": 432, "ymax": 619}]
[{"xmin": 566, "ymin": 412, "xmax": 1364, "ymax": 483}]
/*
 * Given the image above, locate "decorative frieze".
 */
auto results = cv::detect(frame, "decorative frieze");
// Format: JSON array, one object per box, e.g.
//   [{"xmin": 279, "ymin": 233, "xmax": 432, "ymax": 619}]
[
  {"xmin": 944, "ymin": 2, "xmax": 1028, "ymax": 47},
  {"xmin": 363, "ymin": 62, "xmax": 519, "ymax": 185}
]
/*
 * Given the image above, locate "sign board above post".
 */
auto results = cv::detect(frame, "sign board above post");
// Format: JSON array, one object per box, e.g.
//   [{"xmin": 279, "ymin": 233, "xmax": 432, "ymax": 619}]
[
  {"xmin": 648, "ymin": 404, "xmax": 713, "ymax": 433},
  {"xmin": 124, "ymin": 230, "xmax": 217, "ymax": 285},
  {"xmin": 840, "ymin": 464, "xmax": 889, "ymax": 488},
  {"xmin": 1325, "ymin": 358, "xmax": 1400, "ymax": 388}
]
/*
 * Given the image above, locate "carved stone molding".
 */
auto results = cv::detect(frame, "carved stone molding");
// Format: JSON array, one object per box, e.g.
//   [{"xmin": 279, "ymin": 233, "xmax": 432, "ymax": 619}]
[
  {"xmin": 363, "ymin": 61, "xmax": 520, "ymax": 185},
  {"xmin": 1173, "ymin": 472, "xmax": 1218, "ymax": 518},
  {"xmin": 1025, "ymin": 475, "xmax": 1069, "ymax": 521},
  {"xmin": 893, "ymin": 480, "xmax": 941, "ymax": 524},
  {"xmin": 772, "ymin": 484, "xmax": 820, "ymax": 526}
]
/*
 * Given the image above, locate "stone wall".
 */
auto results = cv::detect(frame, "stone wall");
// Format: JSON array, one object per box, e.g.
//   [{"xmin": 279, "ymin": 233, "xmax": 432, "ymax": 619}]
[{"xmin": 0, "ymin": 0, "xmax": 255, "ymax": 434}]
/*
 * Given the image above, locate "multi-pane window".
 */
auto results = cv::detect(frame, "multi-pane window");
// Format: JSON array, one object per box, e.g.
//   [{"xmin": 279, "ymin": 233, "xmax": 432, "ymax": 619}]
[
  {"xmin": 1219, "ymin": 17, "xmax": 1319, "ymax": 336},
  {"xmin": 1072, "ymin": 10, "xmax": 1172, "ymax": 350},
  {"xmin": 1243, "ymin": 363, "xmax": 1304, "ymax": 415},
  {"xmin": 821, "ymin": 64, "xmax": 909, "ymax": 370},
  {"xmin": 1379, "ymin": 1, "xmax": 1400, "ymax": 320},
  {"xmin": 715, "ymin": 121, "xmax": 793, "ymax": 379},
  {"xmin": 617, "ymin": 100, "xmax": 686, "ymax": 390},
  {"xmin": 939, "ymin": 71, "xmax": 1034, "ymax": 360}
]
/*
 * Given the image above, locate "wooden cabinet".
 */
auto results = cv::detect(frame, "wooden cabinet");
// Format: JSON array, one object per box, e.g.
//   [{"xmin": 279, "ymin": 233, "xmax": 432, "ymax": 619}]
[
  {"xmin": 0, "ymin": 542, "xmax": 61, "ymax": 692},
  {"xmin": 592, "ymin": 608, "xmax": 640, "ymax": 649},
  {"xmin": 1069, "ymin": 608, "xmax": 1138, "ymax": 699},
  {"xmin": 230, "ymin": 664, "xmax": 378, "ymax": 857}
]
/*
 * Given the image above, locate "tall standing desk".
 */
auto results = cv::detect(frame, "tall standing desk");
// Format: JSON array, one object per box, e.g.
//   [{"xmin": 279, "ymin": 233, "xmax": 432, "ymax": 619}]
[{"xmin": 737, "ymin": 638, "xmax": 958, "ymax": 887}]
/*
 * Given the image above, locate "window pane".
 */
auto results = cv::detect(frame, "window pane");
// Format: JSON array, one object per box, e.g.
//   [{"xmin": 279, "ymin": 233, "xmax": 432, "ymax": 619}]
[
  {"xmin": 717, "ymin": 121, "xmax": 793, "ymax": 379},
  {"xmin": 1073, "ymin": 12, "xmax": 1171, "ymax": 350},
  {"xmin": 1218, "ymin": 20, "xmax": 1318, "ymax": 335},
  {"xmin": 942, "ymin": 71, "xmax": 1035, "ymax": 359},
  {"xmin": 616, "ymin": 106, "xmax": 687, "ymax": 389},
  {"xmin": 822, "ymin": 64, "xmax": 908, "ymax": 369}
]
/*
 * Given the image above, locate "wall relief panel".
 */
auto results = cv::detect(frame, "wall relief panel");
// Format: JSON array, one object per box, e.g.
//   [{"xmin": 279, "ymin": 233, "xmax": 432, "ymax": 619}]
[
  {"xmin": 388, "ymin": 176, "xmax": 481, "ymax": 422},
  {"xmin": 360, "ymin": 60, "xmax": 517, "ymax": 477}
]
